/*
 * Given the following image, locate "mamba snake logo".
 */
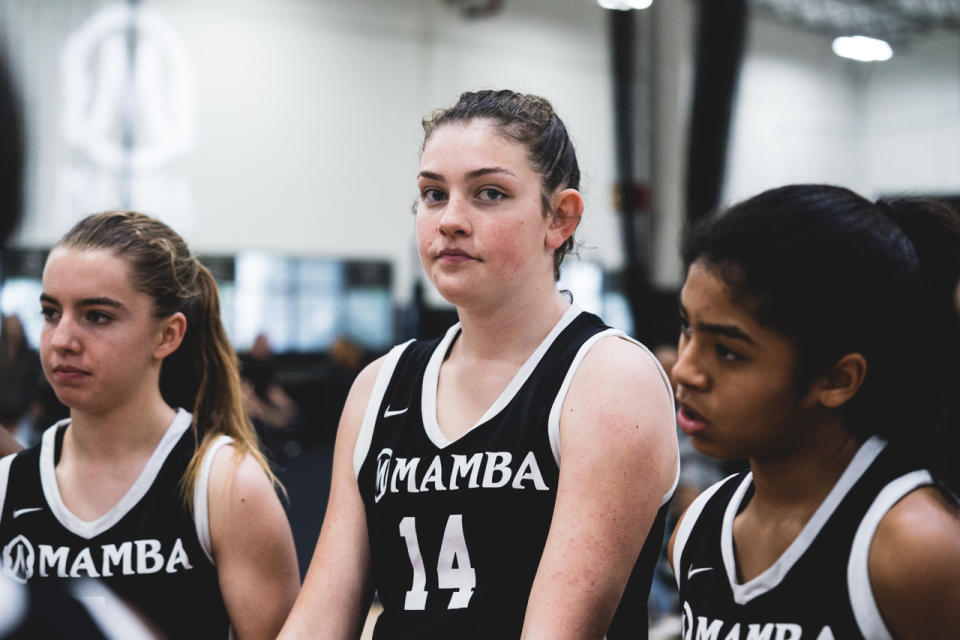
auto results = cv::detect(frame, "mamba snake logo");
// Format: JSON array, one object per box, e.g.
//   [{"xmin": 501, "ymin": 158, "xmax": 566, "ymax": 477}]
[
  {"xmin": 2, "ymin": 535, "xmax": 35, "ymax": 583},
  {"xmin": 375, "ymin": 449, "xmax": 393, "ymax": 503}
]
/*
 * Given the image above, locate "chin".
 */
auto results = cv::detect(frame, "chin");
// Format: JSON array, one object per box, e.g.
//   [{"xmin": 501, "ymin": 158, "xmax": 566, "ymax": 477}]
[{"xmin": 689, "ymin": 434, "xmax": 744, "ymax": 462}]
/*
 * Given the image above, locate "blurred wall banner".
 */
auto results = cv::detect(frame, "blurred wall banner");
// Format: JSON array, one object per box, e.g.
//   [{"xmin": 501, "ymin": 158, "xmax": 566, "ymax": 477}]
[{"xmin": 56, "ymin": 2, "xmax": 197, "ymax": 230}]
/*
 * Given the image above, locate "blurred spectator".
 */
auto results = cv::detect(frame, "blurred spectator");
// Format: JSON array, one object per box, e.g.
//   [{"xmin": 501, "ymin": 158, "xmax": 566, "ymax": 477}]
[
  {"xmin": 239, "ymin": 332, "xmax": 302, "ymax": 456},
  {"xmin": 0, "ymin": 313, "xmax": 44, "ymax": 446}
]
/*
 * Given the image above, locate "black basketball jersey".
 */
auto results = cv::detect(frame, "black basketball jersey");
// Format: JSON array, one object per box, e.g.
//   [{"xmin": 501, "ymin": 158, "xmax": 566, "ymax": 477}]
[
  {"xmin": 0, "ymin": 409, "xmax": 232, "ymax": 639},
  {"xmin": 355, "ymin": 306, "xmax": 676, "ymax": 640},
  {"xmin": 672, "ymin": 436, "xmax": 932, "ymax": 640}
]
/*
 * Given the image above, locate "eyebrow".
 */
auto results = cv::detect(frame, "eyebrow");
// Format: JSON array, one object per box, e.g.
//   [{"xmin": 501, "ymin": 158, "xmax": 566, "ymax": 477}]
[
  {"xmin": 679, "ymin": 304, "xmax": 756, "ymax": 345},
  {"xmin": 417, "ymin": 167, "xmax": 518, "ymax": 182},
  {"xmin": 40, "ymin": 293, "xmax": 130, "ymax": 312},
  {"xmin": 698, "ymin": 322, "xmax": 756, "ymax": 345}
]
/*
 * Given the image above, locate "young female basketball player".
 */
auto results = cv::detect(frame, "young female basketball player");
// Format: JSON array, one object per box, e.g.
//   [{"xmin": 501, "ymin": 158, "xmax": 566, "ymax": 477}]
[
  {"xmin": 278, "ymin": 90, "xmax": 679, "ymax": 639},
  {"xmin": 668, "ymin": 184, "xmax": 960, "ymax": 639},
  {"xmin": 0, "ymin": 211, "xmax": 301, "ymax": 639}
]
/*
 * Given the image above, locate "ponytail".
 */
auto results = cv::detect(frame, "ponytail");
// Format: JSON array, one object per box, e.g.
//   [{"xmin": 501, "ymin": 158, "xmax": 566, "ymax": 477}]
[
  {"xmin": 180, "ymin": 265, "xmax": 284, "ymax": 507},
  {"xmin": 57, "ymin": 211, "xmax": 284, "ymax": 508},
  {"xmin": 876, "ymin": 197, "xmax": 960, "ymax": 494}
]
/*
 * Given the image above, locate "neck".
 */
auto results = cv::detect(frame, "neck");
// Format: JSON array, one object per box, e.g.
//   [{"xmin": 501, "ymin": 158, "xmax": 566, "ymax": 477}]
[
  {"xmin": 65, "ymin": 396, "xmax": 177, "ymax": 462},
  {"xmin": 747, "ymin": 415, "xmax": 863, "ymax": 514},
  {"xmin": 454, "ymin": 288, "xmax": 571, "ymax": 362}
]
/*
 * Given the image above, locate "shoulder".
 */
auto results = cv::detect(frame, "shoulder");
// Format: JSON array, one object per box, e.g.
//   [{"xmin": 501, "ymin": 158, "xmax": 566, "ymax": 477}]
[
  {"xmin": 871, "ymin": 485, "xmax": 960, "ymax": 582},
  {"xmin": 585, "ymin": 334, "xmax": 670, "ymax": 385},
  {"xmin": 206, "ymin": 442, "xmax": 279, "ymax": 517},
  {"xmin": 558, "ymin": 333, "xmax": 678, "ymax": 492},
  {"xmin": 869, "ymin": 485, "xmax": 960, "ymax": 638},
  {"xmin": 206, "ymin": 441, "xmax": 294, "ymax": 559},
  {"xmin": 567, "ymin": 334, "xmax": 674, "ymax": 421}
]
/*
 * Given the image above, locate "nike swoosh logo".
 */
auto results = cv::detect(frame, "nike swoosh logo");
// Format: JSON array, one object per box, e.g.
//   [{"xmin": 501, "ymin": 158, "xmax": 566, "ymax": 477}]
[
  {"xmin": 12, "ymin": 507, "xmax": 43, "ymax": 519},
  {"xmin": 383, "ymin": 406, "xmax": 408, "ymax": 418},
  {"xmin": 687, "ymin": 566, "xmax": 713, "ymax": 580}
]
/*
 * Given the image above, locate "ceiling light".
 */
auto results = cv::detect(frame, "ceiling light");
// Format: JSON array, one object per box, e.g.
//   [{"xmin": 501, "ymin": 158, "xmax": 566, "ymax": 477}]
[
  {"xmin": 831, "ymin": 35, "xmax": 893, "ymax": 62},
  {"xmin": 597, "ymin": 0, "xmax": 653, "ymax": 10}
]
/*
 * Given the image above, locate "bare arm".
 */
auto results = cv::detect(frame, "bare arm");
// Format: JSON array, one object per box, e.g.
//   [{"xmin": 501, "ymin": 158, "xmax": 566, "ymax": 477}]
[
  {"xmin": 277, "ymin": 357, "xmax": 384, "ymax": 640},
  {"xmin": 208, "ymin": 446, "xmax": 301, "ymax": 640},
  {"xmin": 0, "ymin": 428, "xmax": 23, "ymax": 456},
  {"xmin": 521, "ymin": 337, "xmax": 679, "ymax": 639},
  {"xmin": 870, "ymin": 486, "xmax": 960, "ymax": 640}
]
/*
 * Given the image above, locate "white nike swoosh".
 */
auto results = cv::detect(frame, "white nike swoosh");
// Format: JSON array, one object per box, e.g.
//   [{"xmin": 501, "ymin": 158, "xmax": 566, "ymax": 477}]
[
  {"xmin": 687, "ymin": 566, "xmax": 713, "ymax": 579},
  {"xmin": 383, "ymin": 406, "xmax": 409, "ymax": 418},
  {"xmin": 12, "ymin": 507, "xmax": 43, "ymax": 518}
]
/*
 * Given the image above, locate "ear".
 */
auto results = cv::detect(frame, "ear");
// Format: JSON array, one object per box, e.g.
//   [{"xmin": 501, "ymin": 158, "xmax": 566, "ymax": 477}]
[
  {"xmin": 545, "ymin": 188, "xmax": 584, "ymax": 250},
  {"xmin": 811, "ymin": 352, "xmax": 868, "ymax": 409},
  {"xmin": 154, "ymin": 312, "xmax": 187, "ymax": 361}
]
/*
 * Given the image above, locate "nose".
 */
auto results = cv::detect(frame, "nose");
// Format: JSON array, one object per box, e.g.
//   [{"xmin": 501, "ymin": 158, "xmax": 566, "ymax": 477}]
[
  {"xmin": 47, "ymin": 314, "xmax": 80, "ymax": 354},
  {"xmin": 437, "ymin": 194, "xmax": 471, "ymax": 237},
  {"xmin": 672, "ymin": 337, "xmax": 709, "ymax": 392}
]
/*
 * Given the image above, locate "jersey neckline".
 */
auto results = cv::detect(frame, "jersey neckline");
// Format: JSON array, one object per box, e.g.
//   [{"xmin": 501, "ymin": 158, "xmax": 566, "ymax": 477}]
[
  {"xmin": 39, "ymin": 408, "xmax": 193, "ymax": 540},
  {"xmin": 420, "ymin": 304, "xmax": 582, "ymax": 449},
  {"xmin": 721, "ymin": 435, "xmax": 886, "ymax": 604}
]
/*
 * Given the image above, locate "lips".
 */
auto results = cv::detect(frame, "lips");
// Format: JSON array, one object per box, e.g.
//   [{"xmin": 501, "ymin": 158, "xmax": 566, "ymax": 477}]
[
  {"xmin": 437, "ymin": 247, "xmax": 476, "ymax": 263},
  {"xmin": 676, "ymin": 401, "xmax": 709, "ymax": 436},
  {"xmin": 51, "ymin": 365, "xmax": 91, "ymax": 382}
]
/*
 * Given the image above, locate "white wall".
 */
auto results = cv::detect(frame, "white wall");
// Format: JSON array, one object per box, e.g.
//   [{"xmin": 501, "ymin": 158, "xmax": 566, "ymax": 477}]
[
  {"xmin": 4, "ymin": 1, "xmax": 960, "ymax": 297},
  {"xmin": 1, "ymin": 0, "xmax": 625, "ymax": 307},
  {"xmin": 862, "ymin": 33, "xmax": 960, "ymax": 196},
  {"xmin": 724, "ymin": 18, "xmax": 863, "ymax": 205},
  {"xmin": 725, "ymin": 17, "xmax": 960, "ymax": 207}
]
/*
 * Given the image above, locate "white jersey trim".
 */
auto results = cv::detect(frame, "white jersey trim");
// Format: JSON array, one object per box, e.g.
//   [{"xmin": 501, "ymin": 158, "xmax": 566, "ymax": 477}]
[
  {"xmin": 0, "ymin": 573, "xmax": 27, "ymax": 636},
  {"xmin": 671, "ymin": 473, "xmax": 735, "ymax": 588},
  {"xmin": 421, "ymin": 304, "xmax": 582, "ymax": 450},
  {"xmin": 0, "ymin": 453, "xmax": 14, "ymax": 531},
  {"xmin": 193, "ymin": 434, "xmax": 235, "ymax": 564},
  {"xmin": 546, "ymin": 331, "xmax": 679, "ymax": 506},
  {"xmin": 848, "ymin": 468, "xmax": 932, "ymax": 640},
  {"xmin": 353, "ymin": 340, "xmax": 415, "ymax": 478},
  {"xmin": 724, "ymin": 436, "xmax": 887, "ymax": 604},
  {"xmin": 39, "ymin": 408, "xmax": 193, "ymax": 540}
]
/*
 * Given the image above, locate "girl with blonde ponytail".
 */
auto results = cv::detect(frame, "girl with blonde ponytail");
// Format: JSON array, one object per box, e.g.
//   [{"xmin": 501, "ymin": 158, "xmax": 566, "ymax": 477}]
[{"xmin": 0, "ymin": 211, "xmax": 300, "ymax": 639}]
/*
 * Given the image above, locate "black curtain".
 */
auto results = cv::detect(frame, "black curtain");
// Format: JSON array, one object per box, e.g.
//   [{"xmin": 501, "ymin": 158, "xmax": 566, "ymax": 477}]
[
  {"xmin": 685, "ymin": 0, "xmax": 747, "ymax": 222},
  {"xmin": 0, "ymin": 51, "xmax": 23, "ymax": 250},
  {"xmin": 609, "ymin": 9, "xmax": 655, "ymax": 340}
]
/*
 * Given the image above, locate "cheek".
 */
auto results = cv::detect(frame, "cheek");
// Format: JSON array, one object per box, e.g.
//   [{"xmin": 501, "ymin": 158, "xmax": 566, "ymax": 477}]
[
  {"xmin": 489, "ymin": 219, "xmax": 537, "ymax": 271},
  {"xmin": 414, "ymin": 215, "xmax": 432, "ymax": 258}
]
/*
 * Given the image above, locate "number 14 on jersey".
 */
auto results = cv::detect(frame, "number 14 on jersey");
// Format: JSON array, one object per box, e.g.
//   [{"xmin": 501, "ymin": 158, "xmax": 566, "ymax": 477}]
[{"xmin": 399, "ymin": 514, "xmax": 476, "ymax": 610}]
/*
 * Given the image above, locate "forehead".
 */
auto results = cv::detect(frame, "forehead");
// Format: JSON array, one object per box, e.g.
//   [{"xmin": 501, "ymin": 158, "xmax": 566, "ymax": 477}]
[
  {"xmin": 420, "ymin": 119, "xmax": 533, "ymax": 174},
  {"xmin": 681, "ymin": 261, "xmax": 763, "ymax": 329},
  {"xmin": 43, "ymin": 247, "xmax": 136, "ymax": 298}
]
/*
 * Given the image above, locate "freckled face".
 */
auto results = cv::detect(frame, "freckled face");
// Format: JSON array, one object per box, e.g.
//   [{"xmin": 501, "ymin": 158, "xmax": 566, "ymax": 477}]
[
  {"xmin": 40, "ymin": 247, "xmax": 166, "ymax": 415},
  {"xmin": 415, "ymin": 119, "xmax": 555, "ymax": 308},
  {"xmin": 672, "ymin": 260, "xmax": 819, "ymax": 461}
]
